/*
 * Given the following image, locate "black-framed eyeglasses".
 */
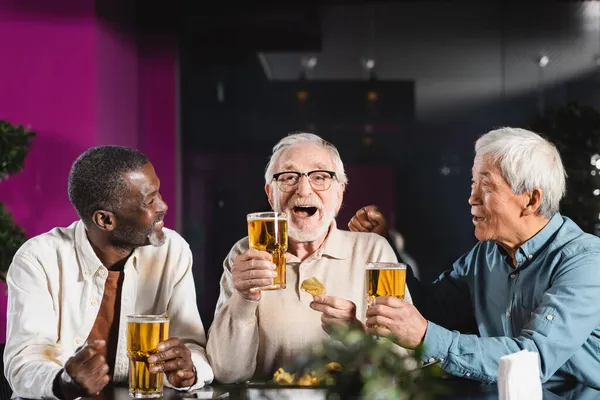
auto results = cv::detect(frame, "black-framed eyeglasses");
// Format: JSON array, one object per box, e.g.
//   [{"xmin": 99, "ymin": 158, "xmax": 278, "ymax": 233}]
[{"xmin": 272, "ymin": 170, "xmax": 337, "ymax": 192}]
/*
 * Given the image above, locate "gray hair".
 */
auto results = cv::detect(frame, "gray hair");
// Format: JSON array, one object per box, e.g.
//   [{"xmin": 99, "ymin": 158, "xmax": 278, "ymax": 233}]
[
  {"xmin": 475, "ymin": 127, "xmax": 566, "ymax": 218},
  {"xmin": 264, "ymin": 132, "xmax": 348, "ymax": 186}
]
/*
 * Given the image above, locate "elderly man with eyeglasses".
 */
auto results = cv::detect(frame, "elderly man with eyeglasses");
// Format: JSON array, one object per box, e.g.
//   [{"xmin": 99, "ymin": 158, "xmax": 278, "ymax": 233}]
[{"xmin": 206, "ymin": 132, "xmax": 411, "ymax": 383}]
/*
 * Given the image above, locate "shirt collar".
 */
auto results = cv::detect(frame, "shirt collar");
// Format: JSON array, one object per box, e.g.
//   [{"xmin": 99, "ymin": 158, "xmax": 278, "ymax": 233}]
[
  {"xmin": 317, "ymin": 220, "xmax": 347, "ymax": 260},
  {"xmin": 287, "ymin": 220, "xmax": 347, "ymax": 263},
  {"xmin": 495, "ymin": 213, "xmax": 564, "ymax": 267},
  {"xmin": 74, "ymin": 220, "xmax": 139, "ymax": 279}
]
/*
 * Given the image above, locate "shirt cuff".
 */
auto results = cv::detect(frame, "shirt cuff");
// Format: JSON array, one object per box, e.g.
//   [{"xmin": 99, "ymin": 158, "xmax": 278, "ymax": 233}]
[
  {"xmin": 228, "ymin": 291, "xmax": 259, "ymax": 321},
  {"xmin": 421, "ymin": 321, "xmax": 453, "ymax": 365}
]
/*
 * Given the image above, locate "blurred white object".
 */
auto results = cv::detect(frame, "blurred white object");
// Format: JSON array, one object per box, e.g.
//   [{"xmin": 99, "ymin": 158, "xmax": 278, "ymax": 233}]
[
  {"xmin": 246, "ymin": 388, "xmax": 326, "ymax": 400},
  {"xmin": 498, "ymin": 350, "xmax": 543, "ymax": 400}
]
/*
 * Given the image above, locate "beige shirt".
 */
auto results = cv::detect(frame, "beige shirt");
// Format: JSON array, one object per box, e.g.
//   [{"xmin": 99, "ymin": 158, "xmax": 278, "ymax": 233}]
[
  {"xmin": 206, "ymin": 224, "xmax": 413, "ymax": 383},
  {"xmin": 4, "ymin": 221, "xmax": 214, "ymax": 399}
]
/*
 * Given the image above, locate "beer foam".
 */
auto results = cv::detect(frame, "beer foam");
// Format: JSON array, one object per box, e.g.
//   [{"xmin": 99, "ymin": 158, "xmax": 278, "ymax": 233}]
[{"xmin": 127, "ymin": 315, "xmax": 169, "ymax": 323}]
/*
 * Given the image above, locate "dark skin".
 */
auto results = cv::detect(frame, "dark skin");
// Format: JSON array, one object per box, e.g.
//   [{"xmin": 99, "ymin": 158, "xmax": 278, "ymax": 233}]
[{"xmin": 55, "ymin": 163, "xmax": 195, "ymax": 399}]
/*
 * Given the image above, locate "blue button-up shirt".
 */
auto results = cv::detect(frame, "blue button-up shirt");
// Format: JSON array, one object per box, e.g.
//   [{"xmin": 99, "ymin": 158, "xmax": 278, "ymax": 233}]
[{"xmin": 410, "ymin": 214, "xmax": 600, "ymax": 387}]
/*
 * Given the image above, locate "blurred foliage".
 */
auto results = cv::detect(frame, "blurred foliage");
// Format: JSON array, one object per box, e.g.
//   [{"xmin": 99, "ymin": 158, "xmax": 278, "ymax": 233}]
[
  {"xmin": 0, "ymin": 204, "xmax": 27, "ymax": 281},
  {"xmin": 0, "ymin": 120, "xmax": 36, "ymax": 282},
  {"xmin": 0, "ymin": 120, "xmax": 36, "ymax": 180},
  {"xmin": 291, "ymin": 324, "xmax": 447, "ymax": 399},
  {"xmin": 531, "ymin": 102, "xmax": 600, "ymax": 234}
]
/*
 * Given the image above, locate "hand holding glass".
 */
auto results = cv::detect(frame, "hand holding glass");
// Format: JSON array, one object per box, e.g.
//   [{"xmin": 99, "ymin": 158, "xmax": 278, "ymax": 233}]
[
  {"xmin": 127, "ymin": 315, "xmax": 169, "ymax": 398},
  {"xmin": 247, "ymin": 211, "xmax": 288, "ymax": 290},
  {"xmin": 366, "ymin": 262, "xmax": 407, "ymax": 304}
]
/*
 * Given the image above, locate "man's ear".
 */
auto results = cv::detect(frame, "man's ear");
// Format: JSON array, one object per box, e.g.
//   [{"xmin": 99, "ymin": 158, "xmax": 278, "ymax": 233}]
[
  {"xmin": 522, "ymin": 188, "xmax": 543, "ymax": 217},
  {"xmin": 334, "ymin": 183, "xmax": 345, "ymax": 214},
  {"xmin": 92, "ymin": 210, "xmax": 117, "ymax": 232},
  {"xmin": 265, "ymin": 183, "xmax": 275, "ymax": 209}
]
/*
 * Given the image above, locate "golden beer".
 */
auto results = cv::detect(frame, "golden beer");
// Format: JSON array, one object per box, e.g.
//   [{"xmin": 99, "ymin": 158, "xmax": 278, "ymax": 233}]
[
  {"xmin": 127, "ymin": 315, "xmax": 169, "ymax": 398},
  {"xmin": 366, "ymin": 262, "xmax": 407, "ymax": 305},
  {"xmin": 247, "ymin": 212, "xmax": 288, "ymax": 290}
]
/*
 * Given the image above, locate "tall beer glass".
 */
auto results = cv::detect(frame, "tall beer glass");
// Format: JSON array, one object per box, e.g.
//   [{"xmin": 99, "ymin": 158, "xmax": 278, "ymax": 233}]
[
  {"xmin": 127, "ymin": 314, "xmax": 169, "ymax": 398},
  {"xmin": 247, "ymin": 211, "xmax": 288, "ymax": 290},
  {"xmin": 365, "ymin": 262, "xmax": 407, "ymax": 305}
]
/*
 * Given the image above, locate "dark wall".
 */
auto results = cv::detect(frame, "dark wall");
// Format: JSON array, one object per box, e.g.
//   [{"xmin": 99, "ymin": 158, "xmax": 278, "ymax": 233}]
[
  {"xmin": 180, "ymin": 50, "xmax": 416, "ymax": 326},
  {"xmin": 178, "ymin": 4, "xmax": 600, "ymax": 327}
]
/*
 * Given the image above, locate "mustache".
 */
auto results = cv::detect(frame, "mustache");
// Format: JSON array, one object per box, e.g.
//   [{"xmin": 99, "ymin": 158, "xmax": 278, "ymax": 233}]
[{"xmin": 153, "ymin": 213, "xmax": 166, "ymax": 224}]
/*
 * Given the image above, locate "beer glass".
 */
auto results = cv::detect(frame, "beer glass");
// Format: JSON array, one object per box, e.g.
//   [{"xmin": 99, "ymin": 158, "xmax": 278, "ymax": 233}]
[
  {"xmin": 365, "ymin": 262, "xmax": 407, "ymax": 305},
  {"xmin": 247, "ymin": 211, "xmax": 288, "ymax": 290},
  {"xmin": 127, "ymin": 314, "xmax": 170, "ymax": 398}
]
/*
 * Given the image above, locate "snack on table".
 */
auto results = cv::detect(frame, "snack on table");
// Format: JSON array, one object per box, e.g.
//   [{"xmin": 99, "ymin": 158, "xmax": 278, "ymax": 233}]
[
  {"xmin": 325, "ymin": 361, "xmax": 342, "ymax": 372},
  {"xmin": 272, "ymin": 367, "xmax": 295, "ymax": 384},
  {"xmin": 271, "ymin": 362, "xmax": 342, "ymax": 386},
  {"xmin": 301, "ymin": 277, "xmax": 326, "ymax": 296},
  {"xmin": 296, "ymin": 371, "xmax": 320, "ymax": 386}
]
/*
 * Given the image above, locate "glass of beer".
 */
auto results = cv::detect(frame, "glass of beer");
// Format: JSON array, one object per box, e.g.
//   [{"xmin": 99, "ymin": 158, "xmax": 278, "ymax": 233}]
[
  {"xmin": 366, "ymin": 262, "xmax": 407, "ymax": 305},
  {"xmin": 127, "ymin": 314, "xmax": 170, "ymax": 398},
  {"xmin": 247, "ymin": 211, "xmax": 288, "ymax": 290}
]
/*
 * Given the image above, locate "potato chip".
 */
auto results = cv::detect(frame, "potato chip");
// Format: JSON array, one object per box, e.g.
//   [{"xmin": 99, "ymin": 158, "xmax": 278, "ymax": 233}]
[
  {"xmin": 325, "ymin": 361, "xmax": 342, "ymax": 372},
  {"xmin": 296, "ymin": 372, "xmax": 320, "ymax": 386},
  {"xmin": 273, "ymin": 367, "xmax": 295, "ymax": 384},
  {"xmin": 301, "ymin": 277, "xmax": 326, "ymax": 296}
]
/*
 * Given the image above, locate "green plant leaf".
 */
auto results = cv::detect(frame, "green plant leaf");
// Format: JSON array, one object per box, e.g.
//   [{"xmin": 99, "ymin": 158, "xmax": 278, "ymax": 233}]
[
  {"xmin": 0, "ymin": 120, "xmax": 36, "ymax": 180},
  {"xmin": 0, "ymin": 204, "xmax": 27, "ymax": 282},
  {"xmin": 0, "ymin": 119, "xmax": 35, "ymax": 281}
]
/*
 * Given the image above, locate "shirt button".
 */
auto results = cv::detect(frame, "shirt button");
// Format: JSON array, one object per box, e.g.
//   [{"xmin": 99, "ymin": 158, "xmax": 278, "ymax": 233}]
[
  {"xmin": 91, "ymin": 300, "xmax": 99, "ymax": 307},
  {"xmin": 98, "ymin": 269, "xmax": 106, "ymax": 277},
  {"xmin": 466, "ymin": 372, "xmax": 471, "ymax": 377},
  {"xmin": 506, "ymin": 311, "xmax": 511, "ymax": 318},
  {"xmin": 510, "ymin": 273, "xmax": 516, "ymax": 279},
  {"xmin": 76, "ymin": 338, "xmax": 83, "ymax": 345},
  {"xmin": 546, "ymin": 315, "xmax": 554, "ymax": 321},
  {"xmin": 428, "ymin": 357, "xmax": 436, "ymax": 363},
  {"xmin": 528, "ymin": 254, "xmax": 533, "ymax": 260},
  {"xmin": 84, "ymin": 271, "xmax": 91, "ymax": 276}
]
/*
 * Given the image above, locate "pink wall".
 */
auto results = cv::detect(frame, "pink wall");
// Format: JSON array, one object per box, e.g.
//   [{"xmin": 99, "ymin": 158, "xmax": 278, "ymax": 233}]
[
  {"xmin": 138, "ymin": 41, "xmax": 178, "ymax": 229},
  {"xmin": 0, "ymin": 2, "xmax": 179, "ymax": 342},
  {"xmin": 96, "ymin": 20, "xmax": 140, "ymax": 149}
]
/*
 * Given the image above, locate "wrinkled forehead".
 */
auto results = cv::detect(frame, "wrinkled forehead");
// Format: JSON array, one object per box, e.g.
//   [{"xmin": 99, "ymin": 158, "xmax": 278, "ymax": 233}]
[
  {"xmin": 276, "ymin": 143, "xmax": 335, "ymax": 172},
  {"xmin": 122, "ymin": 163, "xmax": 160, "ymax": 197},
  {"xmin": 472, "ymin": 155, "xmax": 503, "ymax": 178}
]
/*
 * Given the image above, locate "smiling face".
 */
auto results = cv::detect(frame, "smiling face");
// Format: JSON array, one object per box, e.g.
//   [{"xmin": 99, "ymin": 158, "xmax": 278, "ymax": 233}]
[
  {"xmin": 265, "ymin": 143, "xmax": 344, "ymax": 243},
  {"xmin": 110, "ymin": 162, "xmax": 169, "ymax": 248},
  {"xmin": 469, "ymin": 156, "xmax": 531, "ymax": 248}
]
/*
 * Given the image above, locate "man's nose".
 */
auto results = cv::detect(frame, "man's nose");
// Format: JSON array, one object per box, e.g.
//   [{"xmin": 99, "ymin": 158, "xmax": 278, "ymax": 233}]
[
  {"xmin": 468, "ymin": 188, "xmax": 480, "ymax": 206},
  {"xmin": 295, "ymin": 175, "xmax": 313, "ymax": 197},
  {"xmin": 157, "ymin": 193, "xmax": 169, "ymax": 213}
]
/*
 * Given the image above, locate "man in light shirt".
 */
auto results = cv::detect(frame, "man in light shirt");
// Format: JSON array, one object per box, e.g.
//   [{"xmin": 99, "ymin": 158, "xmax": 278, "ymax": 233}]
[
  {"xmin": 206, "ymin": 132, "xmax": 411, "ymax": 383},
  {"xmin": 4, "ymin": 146, "xmax": 213, "ymax": 399}
]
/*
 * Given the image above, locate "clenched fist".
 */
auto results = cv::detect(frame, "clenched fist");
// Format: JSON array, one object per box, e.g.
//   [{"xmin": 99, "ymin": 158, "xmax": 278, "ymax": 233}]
[
  {"xmin": 54, "ymin": 340, "xmax": 110, "ymax": 399},
  {"xmin": 348, "ymin": 205, "xmax": 389, "ymax": 237}
]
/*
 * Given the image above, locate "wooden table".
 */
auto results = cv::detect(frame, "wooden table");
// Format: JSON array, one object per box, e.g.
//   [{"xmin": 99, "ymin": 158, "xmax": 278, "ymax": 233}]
[{"xmin": 84, "ymin": 378, "xmax": 600, "ymax": 400}]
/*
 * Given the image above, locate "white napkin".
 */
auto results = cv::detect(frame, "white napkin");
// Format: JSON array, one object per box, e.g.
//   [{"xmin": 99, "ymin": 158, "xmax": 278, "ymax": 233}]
[
  {"xmin": 246, "ymin": 388, "xmax": 326, "ymax": 400},
  {"xmin": 498, "ymin": 350, "xmax": 543, "ymax": 400}
]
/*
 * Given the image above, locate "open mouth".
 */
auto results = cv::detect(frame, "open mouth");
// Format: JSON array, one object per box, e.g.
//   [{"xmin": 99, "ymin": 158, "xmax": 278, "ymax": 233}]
[
  {"xmin": 293, "ymin": 206, "xmax": 318, "ymax": 217},
  {"xmin": 472, "ymin": 216, "xmax": 485, "ymax": 223}
]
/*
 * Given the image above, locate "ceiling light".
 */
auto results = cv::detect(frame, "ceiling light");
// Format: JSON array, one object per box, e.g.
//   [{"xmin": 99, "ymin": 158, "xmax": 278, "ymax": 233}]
[{"xmin": 302, "ymin": 57, "xmax": 318, "ymax": 69}]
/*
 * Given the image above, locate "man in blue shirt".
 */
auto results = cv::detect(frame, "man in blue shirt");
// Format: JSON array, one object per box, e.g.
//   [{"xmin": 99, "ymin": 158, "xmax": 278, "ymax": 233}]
[{"xmin": 349, "ymin": 127, "xmax": 600, "ymax": 387}]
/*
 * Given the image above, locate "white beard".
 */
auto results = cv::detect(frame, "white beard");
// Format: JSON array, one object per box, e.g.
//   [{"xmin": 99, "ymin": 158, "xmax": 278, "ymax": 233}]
[
  {"xmin": 273, "ymin": 187, "xmax": 338, "ymax": 243},
  {"xmin": 148, "ymin": 223, "xmax": 166, "ymax": 247}
]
